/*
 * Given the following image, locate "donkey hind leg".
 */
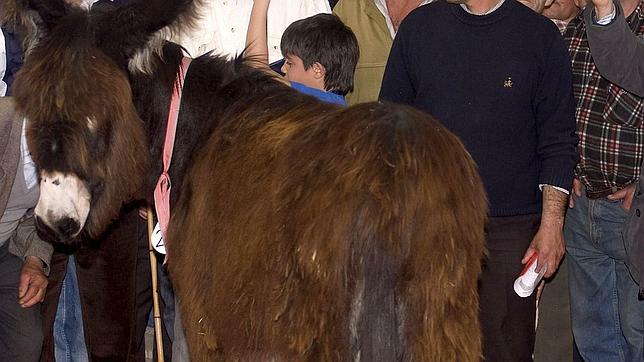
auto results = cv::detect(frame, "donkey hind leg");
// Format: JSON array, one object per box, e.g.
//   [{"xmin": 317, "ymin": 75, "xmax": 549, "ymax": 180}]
[{"xmin": 349, "ymin": 216, "xmax": 407, "ymax": 362}]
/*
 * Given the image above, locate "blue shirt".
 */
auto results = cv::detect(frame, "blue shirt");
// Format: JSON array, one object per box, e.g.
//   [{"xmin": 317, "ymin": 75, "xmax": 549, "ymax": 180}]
[{"xmin": 291, "ymin": 82, "xmax": 346, "ymax": 106}]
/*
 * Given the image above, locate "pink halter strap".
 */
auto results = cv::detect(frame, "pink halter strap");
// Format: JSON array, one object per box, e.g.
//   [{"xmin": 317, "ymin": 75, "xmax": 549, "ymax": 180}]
[{"xmin": 154, "ymin": 57, "xmax": 192, "ymax": 240}]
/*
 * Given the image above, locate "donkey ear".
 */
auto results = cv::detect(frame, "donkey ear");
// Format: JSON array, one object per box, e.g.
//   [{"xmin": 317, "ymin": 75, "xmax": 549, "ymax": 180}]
[
  {"xmin": 93, "ymin": 0, "xmax": 201, "ymax": 65},
  {"xmin": 26, "ymin": 0, "xmax": 68, "ymax": 31}
]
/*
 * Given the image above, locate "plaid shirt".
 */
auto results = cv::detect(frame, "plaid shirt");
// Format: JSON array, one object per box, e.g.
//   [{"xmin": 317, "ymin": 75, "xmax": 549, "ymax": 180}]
[
  {"xmin": 552, "ymin": 19, "xmax": 570, "ymax": 34},
  {"xmin": 564, "ymin": 2, "xmax": 644, "ymax": 194}
]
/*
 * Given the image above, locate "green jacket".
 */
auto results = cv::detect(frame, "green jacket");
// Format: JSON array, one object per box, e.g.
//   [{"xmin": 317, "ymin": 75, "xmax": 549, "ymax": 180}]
[{"xmin": 334, "ymin": 0, "xmax": 393, "ymax": 105}]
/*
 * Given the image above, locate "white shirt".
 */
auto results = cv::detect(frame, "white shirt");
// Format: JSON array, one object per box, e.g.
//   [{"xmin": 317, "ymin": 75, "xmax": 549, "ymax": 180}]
[
  {"xmin": 21, "ymin": 120, "xmax": 38, "ymax": 189},
  {"xmin": 0, "ymin": 28, "xmax": 7, "ymax": 97},
  {"xmin": 374, "ymin": 0, "xmax": 434, "ymax": 38},
  {"xmin": 78, "ymin": 0, "xmax": 101, "ymax": 9},
  {"xmin": 595, "ymin": 4, "xmax": 617, "ymax": 24},
  {"xmin": 460, "ymin": 0, "xmax": 506, "ymax": 15},
  {"xmin": 172, "ymin": 0, "xmax": 331, "ymax": 62}
]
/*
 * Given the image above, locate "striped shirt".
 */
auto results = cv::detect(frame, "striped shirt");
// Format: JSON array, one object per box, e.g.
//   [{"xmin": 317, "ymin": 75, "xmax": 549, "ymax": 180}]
[
  {"xmin": 564, "ymin": 1, "xmax": 644, "ymax": 194},
  {"xmin": 0, "ymin": 28, "xmax": 6, "ymax": 97},
  {"xmin": 21, "ymin": 120, "xmax": 38, "ymax": 189}
]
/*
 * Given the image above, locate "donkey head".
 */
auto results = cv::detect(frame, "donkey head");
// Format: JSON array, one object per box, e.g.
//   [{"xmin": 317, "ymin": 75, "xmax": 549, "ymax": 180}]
[{"xmin": 12, "ymin": 0, "xmax": 198, "ymax": 242}]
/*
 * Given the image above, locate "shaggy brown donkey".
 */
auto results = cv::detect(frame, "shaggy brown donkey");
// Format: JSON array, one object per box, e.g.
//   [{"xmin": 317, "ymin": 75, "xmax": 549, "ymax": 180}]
[{"xmin": 10, "ymin": 0, "xmax": 487, "ymax": 360}]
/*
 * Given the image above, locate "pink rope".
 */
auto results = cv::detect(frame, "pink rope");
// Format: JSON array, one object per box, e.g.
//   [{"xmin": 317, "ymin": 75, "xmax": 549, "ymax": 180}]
[{"xmin": 154, "ymin": 57, "xmax": 192, "ymax": 242}]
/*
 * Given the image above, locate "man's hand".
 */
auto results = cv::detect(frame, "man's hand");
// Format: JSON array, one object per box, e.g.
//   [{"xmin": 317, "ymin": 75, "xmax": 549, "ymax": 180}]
[
  {"xmin": 522, "ymin": 222, "xmax": 565, "ymax": 278},
  {"xmin": 18, "ymin": 256, "xmax": 48, "ymax": 308},
  {"xmin": 607, "ymin": 183, "xmax": 637, "ymax": 211},
  {"xmin": 569, "ymin": 178, "xmax": 582, "ymax": 208},
  {"xmin": 522, "ymin": 186, "xmax": 568, "ymax": 278}
]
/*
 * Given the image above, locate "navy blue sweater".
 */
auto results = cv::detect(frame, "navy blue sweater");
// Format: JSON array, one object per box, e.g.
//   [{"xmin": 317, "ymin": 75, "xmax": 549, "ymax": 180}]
[
  {"xmin": 1, "ymin": 28, "xmax": 23, "ymax": 96},
  {"xmin": 380, "ymin": 0, "xmax": 578, "ymax": 217}
]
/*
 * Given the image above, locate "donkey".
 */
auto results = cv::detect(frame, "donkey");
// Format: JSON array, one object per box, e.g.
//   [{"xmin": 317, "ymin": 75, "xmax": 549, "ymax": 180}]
[{"xmin": 10, "ymin": 0, "xmax": 487, "ymax": 360}]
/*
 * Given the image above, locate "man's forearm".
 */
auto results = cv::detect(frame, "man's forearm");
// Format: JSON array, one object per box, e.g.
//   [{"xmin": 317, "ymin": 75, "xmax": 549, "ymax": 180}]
[
  {"xmin": 522, "ymin": 185, "xmax": 568, "ymax": 277},
  {"xmin": 541, "ymin": 185, "xmax": 568, "ymax": 228}
]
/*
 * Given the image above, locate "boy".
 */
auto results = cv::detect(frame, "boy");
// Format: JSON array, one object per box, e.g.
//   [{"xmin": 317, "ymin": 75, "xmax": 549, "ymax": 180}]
[{"xmin": 246, "ymin": 0, "xmax": 359, "ymax": 105}]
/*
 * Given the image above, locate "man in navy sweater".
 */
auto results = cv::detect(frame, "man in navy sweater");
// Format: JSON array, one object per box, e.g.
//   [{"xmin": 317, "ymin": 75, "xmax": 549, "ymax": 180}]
[{"xmin": 380, "ymin": 0, "xmax": 578, "ymax": 360}]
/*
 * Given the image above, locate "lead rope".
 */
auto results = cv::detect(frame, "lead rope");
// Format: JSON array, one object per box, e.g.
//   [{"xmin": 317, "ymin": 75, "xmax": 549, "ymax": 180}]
[{"xmin": 154, "ymin": 56, "xmax": 193, "ymax": 247}]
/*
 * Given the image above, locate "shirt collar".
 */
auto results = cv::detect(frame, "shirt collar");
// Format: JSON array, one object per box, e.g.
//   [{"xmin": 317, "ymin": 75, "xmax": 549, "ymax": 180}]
[
  {"xmin": 460, "ymin": 0, "xmax": 506, "ymax": 15},
  {"xmin": 373, "ymin": 0, "xmax": 434, "ymax": 38}
]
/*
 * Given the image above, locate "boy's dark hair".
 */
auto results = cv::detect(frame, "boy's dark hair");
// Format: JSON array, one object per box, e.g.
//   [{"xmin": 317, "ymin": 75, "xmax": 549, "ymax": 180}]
[{"xmin": 281, "ymin": 13, "xmax": 359, "ymax": 95}]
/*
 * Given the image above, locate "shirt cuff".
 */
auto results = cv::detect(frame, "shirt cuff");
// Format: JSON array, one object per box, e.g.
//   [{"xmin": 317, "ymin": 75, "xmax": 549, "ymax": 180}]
[
  {"xmin": 539, "ymin": 184, "xmax": 570, "ymax": 195},
  {"xmin": 594, "ymin": 4, "xmax": 617, "ymax": 25}
]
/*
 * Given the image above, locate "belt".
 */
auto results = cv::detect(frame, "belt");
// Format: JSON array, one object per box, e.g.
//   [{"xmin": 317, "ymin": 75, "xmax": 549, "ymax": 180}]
[{"xmin": 586, "ymin": 188, "xmax": 617, "ymax": 199}]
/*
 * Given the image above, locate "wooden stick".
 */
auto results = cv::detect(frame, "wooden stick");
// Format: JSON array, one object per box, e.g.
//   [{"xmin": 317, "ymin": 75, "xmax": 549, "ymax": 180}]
[{"xmin": 147, "ymin": 207, "xmax": 165, "ymax": 362}]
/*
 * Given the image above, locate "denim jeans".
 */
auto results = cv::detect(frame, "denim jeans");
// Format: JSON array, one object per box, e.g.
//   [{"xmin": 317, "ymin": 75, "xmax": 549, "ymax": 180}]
[
  {"xmin": 53, "ymin": 255, "xmax": 89, "ymax": 362},
  {"xmin": 157, "ymin": 261, "xmax": 175, "ymax": 341},
  {"xmin": 565, "ymin": 192, "xmax": 644, "ymax": 362},
  {"xmin": 172, "ymin": 298, "xmax": 190, "ymax": 361},
  {"xmin": 157, "ymin": 258, "xmax": 189, "ymax": 361}
]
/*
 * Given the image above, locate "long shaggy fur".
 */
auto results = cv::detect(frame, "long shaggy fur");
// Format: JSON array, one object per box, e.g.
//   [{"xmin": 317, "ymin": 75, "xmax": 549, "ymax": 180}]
[
  {"xmin": 12, "ymin": 0, "xmax": 488, "ymax": 360},
  {"xmin": 169, "ymin": 96, "xmax": 485, "ymax": 361},
  {"xmin": 168, "ymin": 99, "xmax": 487, "ymax": 360},
  {"xmin": 0, "ymin": 0, "xmax": 43, "ymax": 54}
]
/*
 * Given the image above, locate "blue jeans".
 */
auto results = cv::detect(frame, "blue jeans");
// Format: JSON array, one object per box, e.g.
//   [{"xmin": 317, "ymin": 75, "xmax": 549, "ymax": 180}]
[
  {"xmin": 158, "ymin": 261, "xmax": 175, "ymax": 340},
  {"xmin": 53, "ymin": 255, "xmax": 88, "ymax": 362},
  {"xmin": 565, "ymin": 192, "xmax": 644, "ymax": 362},
  {"xmin": 157, "ymin": 260, "xmax": 189, "ymax": 361}
]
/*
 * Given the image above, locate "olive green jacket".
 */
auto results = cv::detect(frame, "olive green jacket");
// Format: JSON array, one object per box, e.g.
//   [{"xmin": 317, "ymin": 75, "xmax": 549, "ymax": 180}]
[{"xmin": 334, "ymin": 0, "xmax": 393, "ymax": 105}]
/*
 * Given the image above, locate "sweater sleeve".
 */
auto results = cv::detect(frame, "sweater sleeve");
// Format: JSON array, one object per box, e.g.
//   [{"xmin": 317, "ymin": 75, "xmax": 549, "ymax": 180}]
[
  {"xmin": 534, "ymin": 30, "xmax": 578, "ymax": 192},
  {"xmin": 585, "ymin": 2, "xmax": 644, "ymax": 98},
  {"xmin": 379, "ymin": 19, "xmax": 416, "ymax": 105}
]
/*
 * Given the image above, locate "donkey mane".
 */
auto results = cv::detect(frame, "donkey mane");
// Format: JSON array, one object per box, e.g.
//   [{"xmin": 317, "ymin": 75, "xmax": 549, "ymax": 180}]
[
  {"xmin": 129, "ymin": 42, "xmax": 305, "ymax": 204},
  {"xmin": 0, "ymin": 0, "xmax": 43, "ymax": 54}
]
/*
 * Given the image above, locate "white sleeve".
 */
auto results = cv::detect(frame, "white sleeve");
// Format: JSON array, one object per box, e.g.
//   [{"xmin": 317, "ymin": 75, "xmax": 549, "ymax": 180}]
[
  {"xmin": 595, "ymin": 3, "xmax": 617, "ymax": 25},
  {"xmin": 1, "ymin": 28, "xmax": 7, "ymax": 97},
  {"xmin": 313, "ymin": 0, "xmax": 332, "ymax": 13},
  {"xmin": 538, "ymin": 184, "xmax": 570, "ymax": 195},
  {"xmin": 265, "ymin": 0, "xmax": 331, "ymax": 63}
]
